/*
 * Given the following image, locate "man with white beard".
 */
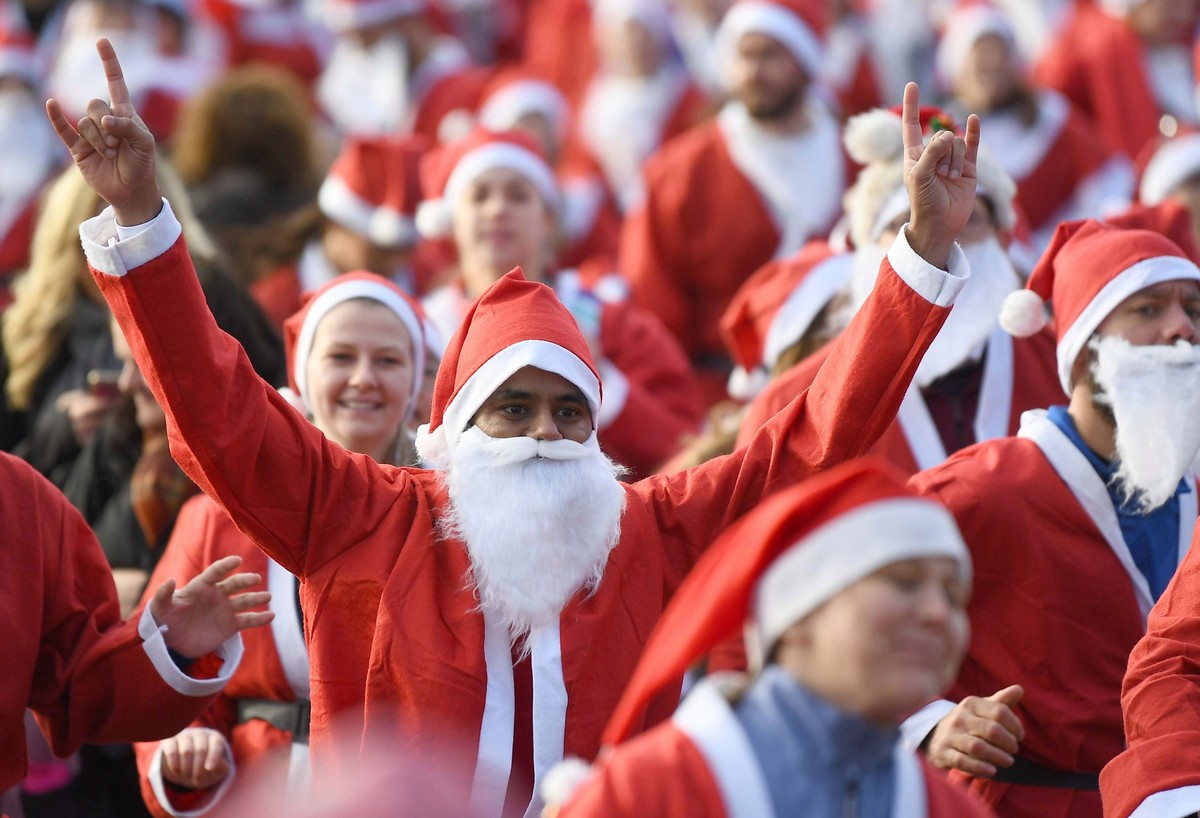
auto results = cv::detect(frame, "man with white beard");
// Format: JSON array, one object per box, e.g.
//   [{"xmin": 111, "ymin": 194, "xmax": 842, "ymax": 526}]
[
  {"xmin": 904, "ymin": 216, "xmax": 1200, "ymax": 818},
  {"xmin": 738, "ymin": 104, "xmax": 1063, "ymax": 475},
  {"xmin": 315, "ymin": 0, "xmax": 483, "ymax": 139},
  {"xmin": 51, "ymin": 41, "xmax": 981, "ymax": 818}
]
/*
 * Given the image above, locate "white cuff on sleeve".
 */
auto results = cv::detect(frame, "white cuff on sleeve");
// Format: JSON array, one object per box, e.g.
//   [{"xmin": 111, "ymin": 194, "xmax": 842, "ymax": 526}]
[
  {"xmin": 80, "ymin": 198, "xmax": 181, "ymax": 277},
  {"xmin": 900, "ymin": 698, "xmax": 956, "ymax": 752},
  {"xmin": 1130, "ymin": 785, "xmax": 1200, "ymax": 818},
  {"xmin": 595, "ymin": 359, "xmax": 630, "ymax": 430},
  {"xmin": 148, "ymin": 732, "xmax": 237, "ymax": 817},
  {"xmin": 137, "ymin": 604, "xmax": 244, "ymax": 696},
  {"xmin": 887, "ymin": 226, "xmax": 970, "ymax": 308}
]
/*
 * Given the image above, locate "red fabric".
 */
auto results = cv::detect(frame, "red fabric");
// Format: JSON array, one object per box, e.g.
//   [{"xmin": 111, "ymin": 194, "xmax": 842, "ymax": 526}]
[
  {"xmin": 554, "ymin": 150, "xmax": 623, "ymax": 272},
  {"xmin": 1099, "ymin": 518, "xmax": 1200, "ymax": 817},
  {"xmin": 199, "ymin": 0, "xmax": 325, "ymax": 88},
  {"xmin": 326, "ymin": 136, "xmax": 429, "ymax": 221},
  {"xmin": 0, "ymin": 195, "xmax": 37, "ymax": 276},
  {"xmin": 560, "ymin": 721, "xmax": 994, "ymax": 818},
  {"xmin": 411, "ymin": 66, "xmax": 495, "ymax": 144},
  {"xmin": 133, "ymin": 495, "xmax": 299, "ymax": 818},
  {"xmin": 737, "ymin": 328, "xmax": 1063, "ymax": 474},
  {"xmin": 0, "ymin": 452, "xmax": 220, "ymax": 792},
  {"xmin": 619, "ymin": 122, "xmax": 783, "ymax": 403},
  {"xmin": 518, "ymin": 0, "xmax": 598, "ymax": 105},
  {"xmin": 1033, "ymin": 4, "xmax": 1164, "ymax": 160},
  {"xmin": 909, "ymin": 438, "xmax": 1151, "ymax": 817},
  {"xmin": 95, "ymin": 233, "xmax": 949, "ymax": 806},
  {"xmin": 249, "ymin": 263, "xmax": 304, "ymax": 332}
]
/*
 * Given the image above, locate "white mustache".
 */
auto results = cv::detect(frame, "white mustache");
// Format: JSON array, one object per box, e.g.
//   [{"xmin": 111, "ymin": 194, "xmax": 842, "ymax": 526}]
[
  {"xmin": 1092, "ymin": 338, "xmax": 1200, "ymax": 406},
  {"xmin": 462, "ymin": 428, "xmax": 595, "ymax": 465}
]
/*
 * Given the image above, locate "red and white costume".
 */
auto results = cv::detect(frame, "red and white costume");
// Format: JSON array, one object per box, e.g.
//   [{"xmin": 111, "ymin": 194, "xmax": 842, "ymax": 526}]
[
  {"xmin": 1, "ymin": 451, "xmax": 241, "ymax": 792},
  {"xmin": 86, "ymin": 194, "xmax": 965, "ymax": 817},
  {"xmin": 1099, "ymin": 519, "xmax": 1200, "ymax": 818}
]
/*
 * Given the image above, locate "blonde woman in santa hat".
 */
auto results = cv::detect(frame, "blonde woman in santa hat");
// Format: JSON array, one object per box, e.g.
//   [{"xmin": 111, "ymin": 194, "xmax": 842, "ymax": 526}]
[
  {"xmin": 937, "ymin": 2, "xmax": 1133, "ymax": 255},
  {"xmin": 548, "ymin": 458, "xmax": 990, "ymax": 818},
  {"xmin": 54, "ymin": 39, "xmax": 983, "ymax": 818},
  {"xmin": 417, "ymin": 125, "xmax": 706, "ymax": 477},
  {"xmin": 903, "ymin": 206, "xmax": 1200, "ymax": 818},
  {"xmin": 131, "ymin": 272, "xmax": 427, "ymax": 818}
]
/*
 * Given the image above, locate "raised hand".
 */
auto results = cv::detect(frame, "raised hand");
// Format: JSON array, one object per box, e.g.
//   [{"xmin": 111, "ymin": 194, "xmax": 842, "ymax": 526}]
[
  {"xmin": 45, "ymin": 37, "xmax": 162, "ymax": 224},
  {"xmin": 149, "ymin": 555, "xmax": 274, "ymax": 660},
  {"xmin": 160, "ymin": 727, "xmax": 232, "ymax": 791},
  {"xmin": 901, "ymin": 81, "xmax": 981, "ymax": 270},
  {"xmin": 925, "ymin": 684, "xmax": 1025, "ymax": 778}
]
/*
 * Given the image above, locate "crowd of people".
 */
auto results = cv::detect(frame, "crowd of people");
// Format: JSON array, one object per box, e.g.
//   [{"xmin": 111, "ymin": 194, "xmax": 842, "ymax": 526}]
[{"xmin": 3, "ymin": 0, "xmax": 1200, "ymax": 816}]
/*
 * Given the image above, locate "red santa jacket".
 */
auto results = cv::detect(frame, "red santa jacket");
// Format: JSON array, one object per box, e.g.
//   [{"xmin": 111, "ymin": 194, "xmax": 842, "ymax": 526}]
[
  {"xmin": 558, "ymin": 678, "xmax": 995, "ymax": 818},
  {"xmin": 0, "ymin": 451, "xmax": 238, "ymax": 793},
  {"xmin": 1099, "ymin": 518, "xmax": 1200, "ymax": 818},
  {"xmin": 134, "ymin": 494, "xmax": 309, "ymax": 818},
  {"xmin": 909, "ymin": 411, "xmax": 1199, "ymax": 818},
  {"xmin": 421, "ymin": 267, "xmax": 707, "ymax": 478},
  {"xmin": 739, "ymin": 327, "xmax": 1062, "ymax": 474},
  {"xmin": 88, "ymin": 203, "xmax": 962, "ymax": 817},
  {"xmin": 1034, "ymin": 4, "xmax": 1166, "ymax": 161},
  {"xmin": 621, "ymin": 114, "xmax": 845, "ymax": 404}
]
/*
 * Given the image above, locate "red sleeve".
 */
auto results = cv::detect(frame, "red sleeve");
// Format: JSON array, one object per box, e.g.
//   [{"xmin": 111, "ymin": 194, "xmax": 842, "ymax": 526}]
[
  {"xmin": 596, "ymin": 300, "xmax": 706, "ymax": 477},
  {"xmin": 93, "ymin": 236, "xmax": 424, "ymax": 580},
  {"xmin": 633, "ymin": 249, "xmax": 955, "ymax": 579}
]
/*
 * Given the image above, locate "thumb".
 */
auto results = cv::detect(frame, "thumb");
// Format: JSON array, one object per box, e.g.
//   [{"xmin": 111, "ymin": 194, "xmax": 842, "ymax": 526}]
[
  {"xmin": 149, "ymin": 577, "xmax": 176, "ymax": 620},
  {"xmin": 989, "ymin": 684, "xmax": 1024, "ymax": 707}
]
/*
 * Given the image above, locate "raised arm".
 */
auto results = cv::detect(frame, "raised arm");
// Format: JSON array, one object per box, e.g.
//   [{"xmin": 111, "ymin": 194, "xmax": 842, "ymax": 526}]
[
  {"xmin": 637, "ymin": 83, "xmax": 980, "ymax": 573},
  {"xmin": 47, "ymin": 40, "xmax": 422, "ymax": 577}
]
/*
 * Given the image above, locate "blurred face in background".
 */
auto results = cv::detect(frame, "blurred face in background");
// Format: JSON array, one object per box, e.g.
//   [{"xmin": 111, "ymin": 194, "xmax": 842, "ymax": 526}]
[
  {"xmin": 728, "ymin": 31, "xmax": 807, "ymax": 121},
  {"xmin": 452, "ymin": 167, "xmax": 557, "ymax": 290},
  {"xmin": 954, "ymin": 33, "xmax": 1021, "ymax": 112}
]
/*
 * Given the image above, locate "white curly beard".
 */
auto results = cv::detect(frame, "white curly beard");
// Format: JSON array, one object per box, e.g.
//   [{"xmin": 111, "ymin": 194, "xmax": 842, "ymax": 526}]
[{"xmin": 440, "ymin": 427, "xmax": 626, "ymax": 651}]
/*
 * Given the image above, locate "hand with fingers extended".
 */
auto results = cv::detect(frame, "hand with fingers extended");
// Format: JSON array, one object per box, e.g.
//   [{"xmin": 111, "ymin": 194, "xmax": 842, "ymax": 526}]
[
  {"xmin": 148, "ymin": 555, "xmax": 274, "ymax": 661},
  {"xmin": 900, "ymin": 81, "xmax": 981, "ymax": 270},
  {"xmin": 45, "ymin": 37, "xmax": 162, "ymax": 224},
  {"xmin": 925, "ymin": 684, "xmax": 1026, "ymax": 779},
  {"xmin": 160, "ymin": 727, "xmax": 232, "ymax": 791}
]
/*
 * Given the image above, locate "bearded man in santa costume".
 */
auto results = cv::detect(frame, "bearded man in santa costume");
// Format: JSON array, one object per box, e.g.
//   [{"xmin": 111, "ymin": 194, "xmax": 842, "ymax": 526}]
[
  {"xmin": 1034, "ymin": 0, "xmax": 1199, "ymax": 161},
  {"xmin": 548, "ymin": 458, "xmax": 991, "ymax": 818},
  {"xmin": 739, "ymin": 103, "xmax": 1062, "ymax": 476},
  {"xmin": 903, "ymin": 214, "xmax": 1200, "ymax": 818},
  {"xmin": 619, "ymin": 0, "xmax": 848, "ymax": 403},
  {"xmin": 50, "ymin": 38, "xmax": 980, "ymax": 818}
]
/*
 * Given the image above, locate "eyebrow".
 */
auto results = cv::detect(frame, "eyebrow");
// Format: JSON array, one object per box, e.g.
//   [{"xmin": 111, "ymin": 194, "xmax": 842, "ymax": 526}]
[{"xmin": 490, "ymin": 388, "xmax": 588, "ymax": 405}]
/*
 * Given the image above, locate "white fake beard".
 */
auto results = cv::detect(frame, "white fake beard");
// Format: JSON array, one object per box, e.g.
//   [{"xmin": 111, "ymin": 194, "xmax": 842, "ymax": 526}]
[
  {"xmin": 1092, "ymin": 336, "xmax": 1200, "ymax": 512},
  {"xmin": 0, "ymin": 92, "xmax": 60, "ymax": 203},
  {"xmin": 914, "ymin": 238, "xmax": 1020, "ymax": 387},
  {"xmin": 440, "ymin": 427, "xmax": 626, "ymax": 650},
  {"xmin": 317, "ymin": 33, "xmax": 410, "ymax": 137}
]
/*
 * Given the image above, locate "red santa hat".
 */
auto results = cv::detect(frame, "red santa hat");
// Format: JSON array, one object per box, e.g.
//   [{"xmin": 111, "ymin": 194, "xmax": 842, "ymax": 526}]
[
  {"xmin": 413, "ymin": 268, "xmax": 601, "ymax": 468},
  {"xmin": 1139, "ymin": 129, "xmax": 1200, "ymax": 207},
  {"xmin": 319, "ymin": 137, "xmax": 427, "ymax": 249},
  {"xmin": 843, "ymin": 104, "xmax": 1016, "ymax": 248},
  {"xmin": 476, "ymin": 72, "xmax": 572, "ymax": 146},
  {"xmin": 283, "ymin": 271, "xmax": 428, "ymax": 421},
  {"xmin": 599, "ymin": 458, "xmax": 970, "ymax": 748},
  {"xmin": 720, "ymin": 242, "xmax": 851, "ymax": 399},
  {"xmin": 935, "ymin": 2, "xmax": 1020, "ymax": 90},
  {"xmin": 999, "ymin": 218, "xmax": 1200, "ymax": 393},
  {"xmin": 416, "ymin": 127, "xmax": 561, "ymax": 239},
  {"xmin": 715, "ymin": 0, "xmax": 827, "ymax": 80},
  {"xmin": 0, "ymin": 7, "xmax": 40, "ymax": 86},
  {"xmin": 319, "ymin": 0, "xmax": 425, "ymax": 32}
]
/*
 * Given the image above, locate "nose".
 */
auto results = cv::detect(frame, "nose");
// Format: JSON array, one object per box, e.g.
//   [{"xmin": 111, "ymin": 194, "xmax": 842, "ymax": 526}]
[
  {"xmin": 348, "ymin": 357, "xmax": 379, "ymax": 387},
  {"xmin": 915, "ymin": 581, "xmax": 954, "ymax": 627},
  {"xmin": 527, "ymin": 405, "xmax": 563, "ymax": 441},
  {"xmin": 1163, "ymin": 300, "xmax": 1199, "ymax": 344}
]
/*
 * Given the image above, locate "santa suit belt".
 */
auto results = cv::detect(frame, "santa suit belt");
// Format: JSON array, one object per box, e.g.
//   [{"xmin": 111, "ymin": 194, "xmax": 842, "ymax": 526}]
[
  {"xmin": 237, "ymin": 698, "xmax": 311, "ymax": 745},
  {"xmin": 991, "ymin": 756, "xmax": 1099, "ymax": 790}
]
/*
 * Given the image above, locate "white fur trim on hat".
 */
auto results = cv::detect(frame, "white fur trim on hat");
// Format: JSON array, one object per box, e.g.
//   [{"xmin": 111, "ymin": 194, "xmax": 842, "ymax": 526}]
[
  {"xmin": 1057, "ymin": 255, "xmax": 1200, "ymax": 393},
  {"xmin": 540, "ymin": 757, "xmax": 595, "ymax": 809},
  {"xmin": 414, "ymin": 339, "xmax": 601, "ymax": 468},
  {"xmin": 319, "ymin": 175, "xmax": 418, "ymax": 248},
  {"xmin": 999, "ymin": 288, "xmax": 1047, "ymax": 338},
  {"xmin": 593, "ymin": 0, "xmax": 672, "ymax": 40},
  {"xmin": 1140, "ymin": 134, "xmax": 1200, "ymax": 206},
  {"xmin": 293, "ymin": 279, "xmax": 427, "ymax": 419},
  {"xmin": 716, "ymin": 1, "xmax": 824, "ymax": 81},
  {"xmin": 478, "ymin": 80, "xmax": 571, "ymax": 144},
  {"xmin": 320, "ymin": 0, "xmax": 423, "ymax": 31},
  {"xmin": 754, "ymin": 498, "xmax": 970, "ymax": 655},
  {"xmin": 415, "ymin": 198, "xmax": 452, "ymax": 239},
  {"xmin": 762, "ymin": 253, "xmax": 851, "ymax": 369},
  {"xmin": 935, "ymin": 6, "xmax": 1017, "ymax": 90},
  {"xmin": 1097, "ymin": 0, "xmax": 1149, "ymax": 18},
  {"xmin": 727, "ymin": 364, "xmax": 771, "ymax": 401}
]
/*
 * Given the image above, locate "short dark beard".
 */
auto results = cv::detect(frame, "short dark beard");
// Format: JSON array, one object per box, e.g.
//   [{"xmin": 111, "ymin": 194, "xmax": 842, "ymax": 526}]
[{"xmin": 740, "ymin": 81, "xmax": 804, "ymax": 122}]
